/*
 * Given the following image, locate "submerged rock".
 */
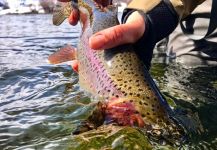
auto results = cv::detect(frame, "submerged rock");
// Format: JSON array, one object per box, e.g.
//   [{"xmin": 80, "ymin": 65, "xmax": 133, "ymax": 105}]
[{"xmin": 68, "ymin": 125, "xmax": 153, "ymax": 150}]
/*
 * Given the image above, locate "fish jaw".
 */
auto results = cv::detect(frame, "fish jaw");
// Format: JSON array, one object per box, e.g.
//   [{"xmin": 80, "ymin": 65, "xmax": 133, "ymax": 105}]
[
  {"xmin": 105, "ymin": 98, "xmax": 145, "ymax": 127},
  {"xmin": 72, "ymin": 99, "xmax": 145, "ymax": 135},
  {"xmin": 105, "ymin": 97, "xmax": 186, "ymax": 145}
]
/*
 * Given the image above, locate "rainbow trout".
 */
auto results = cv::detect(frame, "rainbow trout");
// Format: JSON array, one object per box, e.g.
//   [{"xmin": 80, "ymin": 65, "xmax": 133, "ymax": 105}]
[{"xmin": 51, "ymin": 0, "xmax": 188, "ymax": 145}]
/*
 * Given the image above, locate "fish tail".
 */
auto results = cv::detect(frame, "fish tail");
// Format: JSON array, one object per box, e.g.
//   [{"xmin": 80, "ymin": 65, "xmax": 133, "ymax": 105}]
[{"xmin": 53, "ymin": 2, "xmax": 72, "ymax": 26}]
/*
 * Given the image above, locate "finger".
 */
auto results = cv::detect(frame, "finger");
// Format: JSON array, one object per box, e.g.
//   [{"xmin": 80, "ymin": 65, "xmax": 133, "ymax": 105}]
[
  {"xmin": 89, "ymin": 11, "xmax": 145, "ymax": 50},
  {"xmin": 71, "ymin": 60, "xmax": 79, "ymax": 73},
  {"xmin": 68, "ymin": 9, "xmax": 79, "ymax": 26}
]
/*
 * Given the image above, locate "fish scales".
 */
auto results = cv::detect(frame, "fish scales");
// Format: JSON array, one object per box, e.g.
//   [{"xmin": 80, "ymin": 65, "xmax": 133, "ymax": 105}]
[
  {"xmin": 51, "ymin": 0, "xmax": 187, "ymax": 145},
  {"xmin": 76, "ymin": 0, "xmax": 185, "ymax": 143},
  {"xmin": 53, "ymin": 1, "xmax": 72, "ymax": 26}
]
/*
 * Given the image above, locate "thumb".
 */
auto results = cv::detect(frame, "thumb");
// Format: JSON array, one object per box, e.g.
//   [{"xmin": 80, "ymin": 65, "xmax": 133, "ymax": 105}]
[{"xmin": 89, "ymin": 11, "xmax": 145, "ymax": 50}]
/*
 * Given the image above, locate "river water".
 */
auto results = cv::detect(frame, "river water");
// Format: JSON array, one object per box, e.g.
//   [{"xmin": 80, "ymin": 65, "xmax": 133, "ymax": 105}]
[{"xmin": 0, "ymin": 14, "xmax": 217, "ymax": 150}]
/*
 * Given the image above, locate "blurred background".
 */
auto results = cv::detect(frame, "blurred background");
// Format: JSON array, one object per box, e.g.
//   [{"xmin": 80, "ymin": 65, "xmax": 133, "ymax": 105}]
[{"xmin": 0, "ymin": 0, "xmax": 56, "ymax": 14}]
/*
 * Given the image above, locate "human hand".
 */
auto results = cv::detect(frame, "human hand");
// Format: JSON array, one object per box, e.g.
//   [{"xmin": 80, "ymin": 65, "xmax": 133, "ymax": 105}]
[
  {"xmin": 56, "ymin": 0, "xmax": 79, "ymax": 26},
  {"xmin": 57, "ymin": 0, "xmax": 145, "ymax": 50},
  {"xmin": 89, "ymin": 11, "xmax": 145, "ymax": 50}
]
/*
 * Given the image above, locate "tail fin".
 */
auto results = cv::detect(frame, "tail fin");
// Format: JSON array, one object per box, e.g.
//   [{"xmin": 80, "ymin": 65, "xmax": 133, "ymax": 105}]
[{"xmin": 53, "ymin": 2, "xmax": 72, "ymax": 26}]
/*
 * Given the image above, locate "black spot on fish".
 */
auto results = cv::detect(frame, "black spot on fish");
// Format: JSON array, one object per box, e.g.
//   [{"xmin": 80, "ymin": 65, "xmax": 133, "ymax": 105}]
[
  {"xmin": 137, "ymin": 94, "xmax": 141, "ymax": 97},
  {"xmin": 109, "ymin": 80, "xmax": 114, "ymax": 84},
  {"xmin": 142, "ymin": 114, "xmax": 146, "ymax": 117},
  {"xmin": 158, "ymin": 119, "xmax": 162, "ymax": 123},
  {"xmin": 135, "ymin": 111, "xmax": 139, "ymax": 114},
  {"xmin": 146, "ymin": 96, "xmax": 150, "ymax": 99},
  {"xmin": 147, "ymin": 112, "xmax": 150, "ymax": 116},
  {"xmin": 139, "ymin": 101, "xmax": 142, "ymax": 105},
  {"xmin": 128, "ymin": 87, "xmax": 132, "ymax": 90},
  {"xmin": 143, "ymin": 102, "xmax": 148, "ymax": 106},
  {"xmin": 130, "ymin": 100, "xmax": 133, "ymax": 103}
]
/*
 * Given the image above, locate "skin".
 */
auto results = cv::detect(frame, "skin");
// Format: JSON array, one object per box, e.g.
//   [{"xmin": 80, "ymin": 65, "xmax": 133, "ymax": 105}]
[
  {"xmin": 57, "ymin": 0, "xmax": 146, "ymax": 71},
  {"xmin": 89, "ymin": 11, "xmax": 145, "ymax": 50}
]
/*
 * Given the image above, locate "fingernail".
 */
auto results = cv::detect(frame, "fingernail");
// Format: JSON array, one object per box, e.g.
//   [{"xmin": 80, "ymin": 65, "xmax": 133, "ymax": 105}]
[{"xmin": 92, "ymin": 34, "xmax": 105, "ymax": 42}]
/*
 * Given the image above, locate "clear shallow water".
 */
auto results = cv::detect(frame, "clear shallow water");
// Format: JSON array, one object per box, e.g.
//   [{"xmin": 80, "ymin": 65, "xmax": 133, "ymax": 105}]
[
  {"xmin": 0, "ymin": 14, "xmax": 86, "ymax": 150},
  {"xmin": 0, "ymin": 14, "xmax": 217, "ymax": 149}
]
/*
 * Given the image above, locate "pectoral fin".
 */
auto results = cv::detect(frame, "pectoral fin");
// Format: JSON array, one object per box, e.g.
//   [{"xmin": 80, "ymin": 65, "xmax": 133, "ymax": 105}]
[{"xmin": 48, "ymin": 45, "xmax": 77, "ymax": 64}]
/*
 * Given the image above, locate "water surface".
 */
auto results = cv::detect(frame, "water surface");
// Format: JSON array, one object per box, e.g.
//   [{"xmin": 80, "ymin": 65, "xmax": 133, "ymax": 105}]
[{"xmin": 0, "ymin": 14, "xmax": 217, "ymax": 149}]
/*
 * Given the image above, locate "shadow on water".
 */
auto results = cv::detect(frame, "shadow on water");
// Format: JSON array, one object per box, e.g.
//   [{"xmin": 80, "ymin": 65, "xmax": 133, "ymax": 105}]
[{"xmin": 151, "ymin": 64, "xmax": 217, "ymax": 149}]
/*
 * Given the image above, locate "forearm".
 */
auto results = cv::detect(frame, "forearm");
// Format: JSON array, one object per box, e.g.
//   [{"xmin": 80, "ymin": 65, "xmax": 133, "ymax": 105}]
[
  {"xmin": 121, "ymin": 0, "xmax": 205, "ymax": 68},
  {"xmin": 122, "ymin": 0, "xmax": 205, "ymax": 42},
  {"xmin": 125, "ymin": 0, "xmax": 205, "ymax": 20}
]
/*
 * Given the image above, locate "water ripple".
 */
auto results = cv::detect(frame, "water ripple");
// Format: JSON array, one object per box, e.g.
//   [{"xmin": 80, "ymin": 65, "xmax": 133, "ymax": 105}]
[{"xmin": 1, "ymin": 14, "xmax": 217, "ymax": 150}]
